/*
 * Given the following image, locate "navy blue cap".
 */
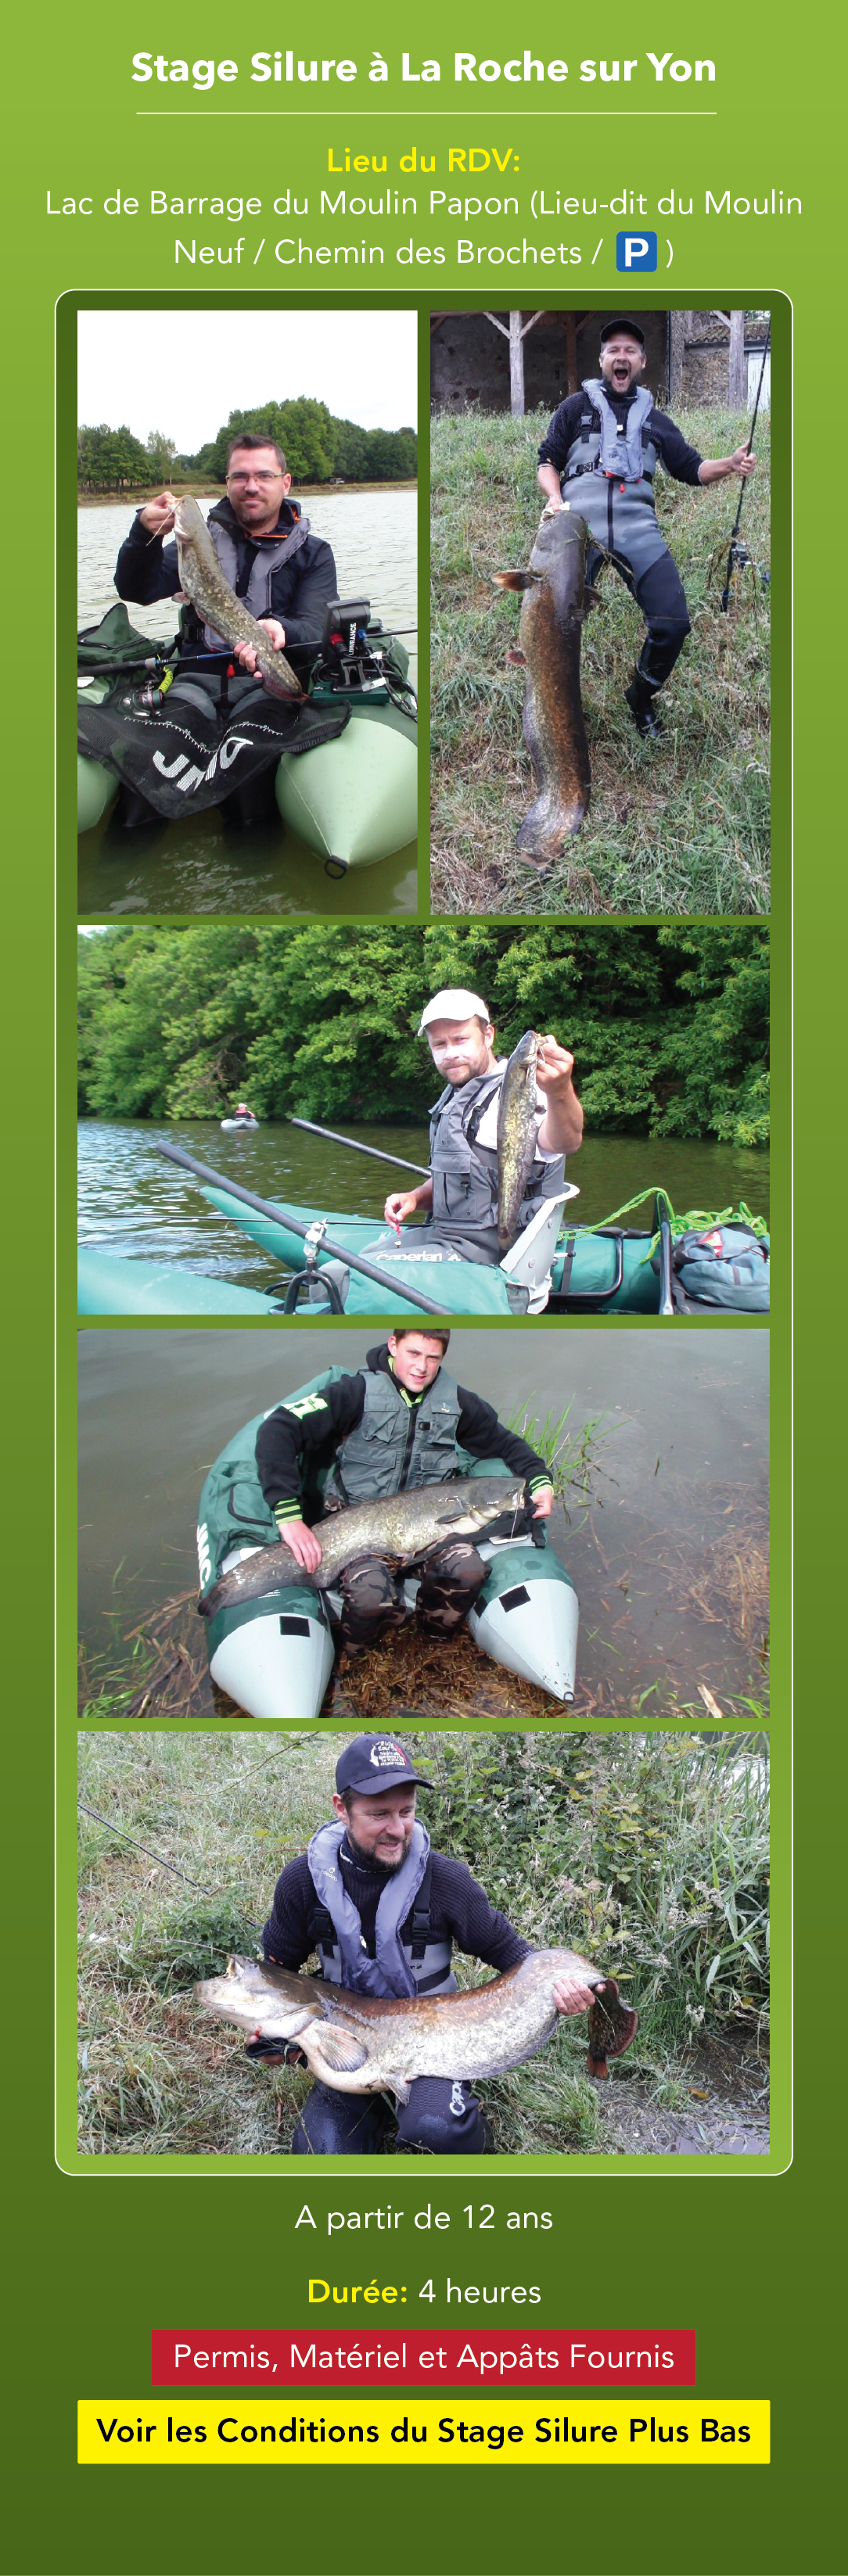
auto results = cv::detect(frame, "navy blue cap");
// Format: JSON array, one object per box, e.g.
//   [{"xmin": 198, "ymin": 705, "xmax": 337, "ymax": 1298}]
[
  {"xmin": 599, "ymin": 317, "xmax": 646, "ymax": 348},
  {"xmin": 336, "ymin": 1735, "xmax": 433, "ymax": 1797}
]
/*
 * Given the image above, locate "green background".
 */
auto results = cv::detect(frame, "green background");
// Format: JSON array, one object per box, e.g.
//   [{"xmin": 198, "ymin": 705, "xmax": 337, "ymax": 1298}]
[{"xmin": 9, "ymin": 0, "xmax": 835, "ymax": 2561}]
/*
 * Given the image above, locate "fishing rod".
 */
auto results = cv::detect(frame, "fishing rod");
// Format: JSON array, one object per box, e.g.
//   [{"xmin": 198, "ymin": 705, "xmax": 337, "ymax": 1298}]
[
  {"xmin": 289, "ymin": 1116, "xmax": 429, "ymax": 1179},
  {"xmin": 77, "ymin": 635, "xmax": 418, "ymax": 681},
  {"xmin": 156, "ymin": 1141, "xmax": 451, "ymax": 1318},
  {"xmin": 77, "ymin": 1802, "xmax": 264, "ymax": 1934},
  {"xmin": 720, "ymin": 322, "xmax": 771, "ymax": 613}
]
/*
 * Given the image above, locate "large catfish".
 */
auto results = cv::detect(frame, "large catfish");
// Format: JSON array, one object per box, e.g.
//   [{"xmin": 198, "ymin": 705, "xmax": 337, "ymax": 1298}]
[
  {"xmin": 197, "ymin": 1948, "xmax": 639, "ymax": 2094},
  {"xmin": 198, "ymin": 1476, "xmax": 526, "ymax": 1623},
  {"xmin": 494, "ymin": 505, "xmax": 592, "ymax": 859},
  {"xmin": 174, "ymin": 495, "xmax": 304, "ymax": 702}
]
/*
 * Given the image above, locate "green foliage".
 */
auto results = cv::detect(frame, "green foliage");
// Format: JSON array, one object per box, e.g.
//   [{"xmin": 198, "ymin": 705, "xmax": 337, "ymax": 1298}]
[
  {"xmin": 79, "ymin": 404, "xmax": 417, "ymax": 490},
  {"xmin": 419, "ymin": 1731, "xmax": 770, "ymax": 2045},
  {"xmin": 77, "ymin": 422, "xmax": 153, "ymax": 490},
  {"xmin": 77, "ymin": 924, "xmax": 769, "ymax": 1146}
]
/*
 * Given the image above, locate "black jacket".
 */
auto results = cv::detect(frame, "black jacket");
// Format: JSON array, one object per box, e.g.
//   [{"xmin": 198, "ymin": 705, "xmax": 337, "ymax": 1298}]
[
  {"xmin": 255, "ymin": 1343, "xmax": 551, "ymax": 1519},
  {"xmin": 538, "ymin": 388, "xmax": 702, "ymax": 485},
  {"xmin": 263, "ymin": 1835, "xmax": 530, "ymax": 1975},
  {"xmin": 113, "ymin": 494, "xmax": 338, "ymax": 651}
]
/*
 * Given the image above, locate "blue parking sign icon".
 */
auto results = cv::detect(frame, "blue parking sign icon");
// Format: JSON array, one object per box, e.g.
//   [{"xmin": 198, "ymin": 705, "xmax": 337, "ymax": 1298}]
[{"xmin": 616, "ymin": 231, "xmax": 657, "ymax": 271}]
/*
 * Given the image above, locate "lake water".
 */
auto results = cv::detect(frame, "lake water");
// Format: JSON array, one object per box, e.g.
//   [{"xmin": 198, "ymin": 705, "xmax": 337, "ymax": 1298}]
[
  {"xmin": 77, "ymin": 1118, "xmax": 770, "ymax": 1293},
  {"xmin": 77, "ymin": 492, "xmax": 419, "ymax": 917},
  {"xmin": 78, "ymin": 1326, "xmax": 769, "ymax": 1717}
]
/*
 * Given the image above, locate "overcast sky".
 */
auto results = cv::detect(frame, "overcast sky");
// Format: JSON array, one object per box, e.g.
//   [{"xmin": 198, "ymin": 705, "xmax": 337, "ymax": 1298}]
[{"xmin": 77, "ymin": 310, "xmax": 418, "ymax": 450}]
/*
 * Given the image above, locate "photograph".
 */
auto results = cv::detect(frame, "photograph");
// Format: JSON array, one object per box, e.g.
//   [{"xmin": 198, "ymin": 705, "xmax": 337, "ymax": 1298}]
[
  {"xmin": 76, "ymin": 306, "xmax": 419, "ymax": 918},
  {"xmin": 77, "ymin": 1725, "xmax": 771, "ymax": 2161},
  {"xmin": 77, "ymin": 1323, "xmax": 769, "ymax": 1729},
  {"xmin": 77, "ymin": 920, "xmax": 771, "ymax": 1320},
  {"xmin": 429, "ymin": 304, "xmax": 771, "ymax": 917}
]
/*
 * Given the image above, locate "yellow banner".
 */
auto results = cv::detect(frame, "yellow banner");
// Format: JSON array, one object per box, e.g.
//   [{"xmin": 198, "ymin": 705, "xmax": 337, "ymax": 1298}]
[{"xmin": 78, "ymin": 2399, "xmax": 769, "ymax": 2464}]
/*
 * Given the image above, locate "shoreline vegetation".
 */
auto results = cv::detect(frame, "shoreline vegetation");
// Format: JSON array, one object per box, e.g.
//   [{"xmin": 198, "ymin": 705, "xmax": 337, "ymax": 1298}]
[
  {"xmin": 77, "ymin": 922, "xmax": 770, "ymax": 1145},
  {"xmin": 78, "ymin": 479, "xmax": 417, "ymax": 508}
]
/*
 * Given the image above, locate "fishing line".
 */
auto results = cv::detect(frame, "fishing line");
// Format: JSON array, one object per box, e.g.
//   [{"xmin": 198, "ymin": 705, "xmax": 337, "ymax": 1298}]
[{"xmin": 77, "ymin": 1802, "xmax": 264, "ymax": 1934}]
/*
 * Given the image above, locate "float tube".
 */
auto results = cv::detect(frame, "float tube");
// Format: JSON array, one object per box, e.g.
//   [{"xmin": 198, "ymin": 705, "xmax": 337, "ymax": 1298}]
[
  {"xmin": 77, "ymin": 601, "xmax": 416, "ymax": 870},
  {"xmin": 197, "ymin": 1379, "xmax": 579, "ymax": 1724}
]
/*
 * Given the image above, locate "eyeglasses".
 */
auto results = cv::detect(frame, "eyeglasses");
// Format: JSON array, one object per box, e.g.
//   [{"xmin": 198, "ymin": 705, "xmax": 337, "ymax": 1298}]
[{"xmin": 226, "ymin": 469, "xmax": 283, "ymax": 486}]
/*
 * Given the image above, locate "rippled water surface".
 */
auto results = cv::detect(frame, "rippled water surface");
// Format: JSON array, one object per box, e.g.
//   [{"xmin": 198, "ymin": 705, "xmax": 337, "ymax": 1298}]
[
  {"xmin": 77, "ymin": 492, "xmax": 419, "ymax": 917},
  {"xmin": 77, "ymin": 1119, "xmax": 770, "ymax": 1292}
]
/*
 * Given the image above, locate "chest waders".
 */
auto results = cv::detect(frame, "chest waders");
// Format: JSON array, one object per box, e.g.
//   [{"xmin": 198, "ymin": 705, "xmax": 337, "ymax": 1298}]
[
  {"xmin": 429, "ymin": 1067, "xmax": 565, "ymax": 1265},
  {"xmin": 562, "ymin": 382, "xmax": 692, "ymax": 719},
  {"xmin": 307, "ymin": 1821, "xmax": 457, "ymax": 1997}
]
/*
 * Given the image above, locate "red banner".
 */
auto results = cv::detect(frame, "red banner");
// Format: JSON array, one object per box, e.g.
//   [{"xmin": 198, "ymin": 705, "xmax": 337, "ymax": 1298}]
[{"xmin": 152, "ymin": 2330, "xmax": 696, "ymax": 2389}]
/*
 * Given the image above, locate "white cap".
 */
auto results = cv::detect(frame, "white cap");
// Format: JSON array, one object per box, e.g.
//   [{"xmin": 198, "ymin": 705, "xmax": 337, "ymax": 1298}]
[{"xmin": 418, "ymin": 988, "xmax": 492, "ymax": 1035}]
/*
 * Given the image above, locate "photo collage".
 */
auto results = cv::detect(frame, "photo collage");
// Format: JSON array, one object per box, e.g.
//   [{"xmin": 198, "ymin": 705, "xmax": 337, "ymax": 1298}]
[{"xmin": 76, "ymin": 296, "xmax": 771, "ymax": 2172}]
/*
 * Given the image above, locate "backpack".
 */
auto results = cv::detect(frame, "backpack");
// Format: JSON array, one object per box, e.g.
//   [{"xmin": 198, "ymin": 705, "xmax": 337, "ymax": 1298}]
[{"xmin": 667, "ymin": 1225, "xmax": 770, "ymax": 1312}]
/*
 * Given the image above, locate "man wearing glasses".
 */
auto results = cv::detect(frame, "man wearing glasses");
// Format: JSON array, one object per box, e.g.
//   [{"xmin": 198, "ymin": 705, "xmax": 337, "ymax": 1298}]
[
  {"xmin": 113, "ymin": 436, "xmax": 339, "ymax": 813},
  {"xmin": 117, "ymin": 432, "xmax": 338, "ymax": 657}
]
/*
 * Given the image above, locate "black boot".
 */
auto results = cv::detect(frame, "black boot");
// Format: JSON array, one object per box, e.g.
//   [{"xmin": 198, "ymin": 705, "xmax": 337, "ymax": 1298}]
[{"xmin": 624, "ymin": 672, "xmax": 663, "ymax": 738}]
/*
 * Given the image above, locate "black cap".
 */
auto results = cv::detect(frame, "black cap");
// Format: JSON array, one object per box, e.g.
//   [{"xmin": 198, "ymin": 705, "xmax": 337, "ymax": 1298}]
[
  {"xmin": 599, "ymin": 316, "xmax": 646, "ymax": 349},
  {"xmin": 336, "ymin": 1734, "xmax": 433, "ymax": 1798}
]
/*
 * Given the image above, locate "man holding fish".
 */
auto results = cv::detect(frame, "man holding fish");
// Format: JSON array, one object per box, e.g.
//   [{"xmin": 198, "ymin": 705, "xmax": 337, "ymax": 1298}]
[
  {"xmin": 113, "ymin": 433, "xmax": 338, "ymax": 815},
  {"xmin": 380, "ymin": 988, "xmax": 583, "ymax": 1310},
  {"xmin": 536, "ymin": 316, "xmax": 757, "ymax": 739},
  {"xmin": 252, "ymin": 1326, "xmax": 555, "ymax": 1655},
  {"xmin": 244, "ymin": 1732, "xmax": 602, "ymax": 2155}
]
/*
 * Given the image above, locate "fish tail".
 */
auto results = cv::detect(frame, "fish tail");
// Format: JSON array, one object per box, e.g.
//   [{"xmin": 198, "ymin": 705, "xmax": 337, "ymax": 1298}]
[{"xmin": 586, "ymin": 2050, "xmax": 609, "ymax": 2079}]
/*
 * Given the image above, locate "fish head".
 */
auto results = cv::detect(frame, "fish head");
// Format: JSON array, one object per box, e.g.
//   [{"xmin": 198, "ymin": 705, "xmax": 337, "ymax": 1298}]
[
  {"xmin": 173, "ymin": 494, "xmax": 205, "ymax": 544},
  {"xmin": 506, "ymin": 1028, "xmax": 538, "ymax": 1087},
  {"xmin": 529, "ymin": 508, "xmax": 588, "ymax": 579},
  {"xmin": 196, "ymin": 1954, "xmax": 322, "ymax": 2040},
  {"xmin": 435, "ymin": 1475, "xmax": 526, "ymax": 1537}
]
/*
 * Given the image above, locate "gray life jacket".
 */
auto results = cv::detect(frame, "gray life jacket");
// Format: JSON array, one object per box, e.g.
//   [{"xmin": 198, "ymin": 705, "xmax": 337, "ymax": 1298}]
[
  {"xmin": 561, "ymin": 383, "xmax": 667, "ymax": 579},
  {"xmin": 307, "ymin": 1820, "xmax": 456, "ymax": 1997},
  {"xmin": 201, "ymin": 513, "xmax": 311, "ymax": 652},
  {"xmin": 429, "ymin": 1065, "xmax": 565, "ymax": 1265},
  {"xmin": 327, "ymin": 1364, "xmax": 465, "ymax": 1506}
]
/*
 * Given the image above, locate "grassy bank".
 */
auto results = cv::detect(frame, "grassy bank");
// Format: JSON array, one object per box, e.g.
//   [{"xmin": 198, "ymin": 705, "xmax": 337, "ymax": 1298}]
[
  {"xmin": 77, "ymin": 1729, "xmax": 769, "ymax": 2158},
  {"xmin": 430, "ymin": 406, "xmax": 770, "ymax": 917}
]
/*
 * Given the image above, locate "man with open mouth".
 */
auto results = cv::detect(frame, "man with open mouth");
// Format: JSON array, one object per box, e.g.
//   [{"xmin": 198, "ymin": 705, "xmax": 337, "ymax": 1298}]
[{"xmin": 536, "ymin": 315, "xmax": 757, "ymax": 737}]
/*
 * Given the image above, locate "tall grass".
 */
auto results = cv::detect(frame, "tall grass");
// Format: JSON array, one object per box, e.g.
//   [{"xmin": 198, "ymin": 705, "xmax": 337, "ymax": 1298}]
[
  {"xmin": 430, "ymin": 406, "xmax": 770, "ymax": 917},
  {"xmin": 77, "ymin": 1729, "xmax": 768, "ymax": 2158}
]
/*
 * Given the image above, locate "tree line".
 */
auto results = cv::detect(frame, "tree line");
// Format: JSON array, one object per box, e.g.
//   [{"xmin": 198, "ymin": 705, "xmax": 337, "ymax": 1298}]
[
  {"xmin": 77, "ymin": 399, "xmax": 417, "ymax": 492},
  {"xmin": 77, "ymin": 924, "xmax": 770, "ymax": 1146}
]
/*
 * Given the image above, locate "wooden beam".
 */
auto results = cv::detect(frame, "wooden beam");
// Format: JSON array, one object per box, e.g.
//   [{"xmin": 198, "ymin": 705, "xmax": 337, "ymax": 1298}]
[{"xmin": 669, "ymin": 310, "xmax": 686, "ymax": 405}]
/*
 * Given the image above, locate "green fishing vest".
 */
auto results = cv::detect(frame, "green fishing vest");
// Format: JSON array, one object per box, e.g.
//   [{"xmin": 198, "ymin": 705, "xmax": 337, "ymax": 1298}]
[{"xmin": 328, "ymin": 1365, "xmax": 465, "ymax": 1505}]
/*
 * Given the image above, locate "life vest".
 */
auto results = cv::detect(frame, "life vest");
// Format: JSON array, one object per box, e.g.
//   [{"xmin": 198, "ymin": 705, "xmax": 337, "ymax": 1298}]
[
  {"xmin": 199, "ymin": 504, "xmax": 311, "ymax": 653},
  {"xmin": 327, "ymin": 1364, "xmax": 465, "ymax": 1506},
  {"xmin": 307, "ymin": 1820, "xmax": 456, "ymax": 1997},
  {"xmin": 560, "ymin": 382, "xmax": 669, "ymax": 580},
  {"xmin": 429, "ymin": 1064, "xmax": 565, "ymax": 1265}
]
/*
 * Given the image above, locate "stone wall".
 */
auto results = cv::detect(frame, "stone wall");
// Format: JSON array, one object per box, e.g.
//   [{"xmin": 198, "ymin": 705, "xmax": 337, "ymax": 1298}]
[{"xmin": 430, "ymin": 308, "xmax": 670, "ymax": 413}]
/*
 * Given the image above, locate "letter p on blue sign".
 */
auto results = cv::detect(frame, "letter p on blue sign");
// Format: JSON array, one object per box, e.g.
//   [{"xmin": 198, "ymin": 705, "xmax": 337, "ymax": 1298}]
[{"xmin": 616, "ymin": 231, "xmax": 657, "ymax": 271}]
